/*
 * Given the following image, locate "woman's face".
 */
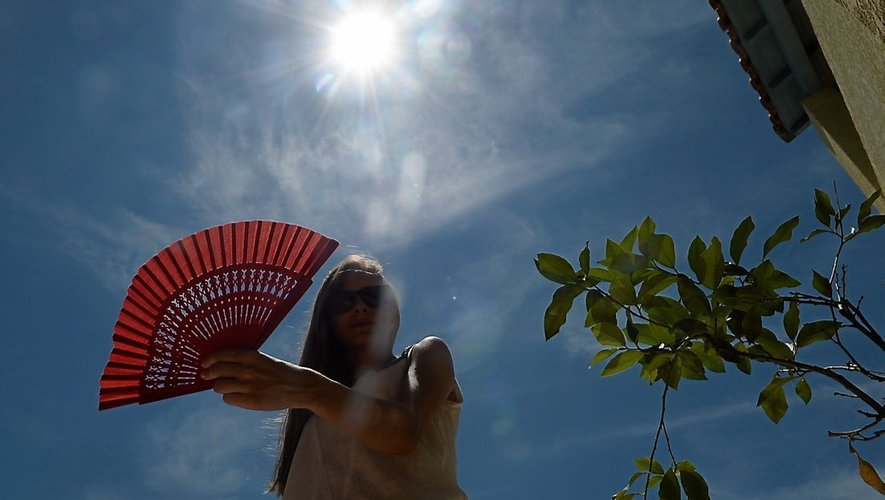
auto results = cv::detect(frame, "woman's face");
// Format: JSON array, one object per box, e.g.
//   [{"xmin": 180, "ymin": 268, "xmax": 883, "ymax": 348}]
[{"xmin": 329, "ymin": 271, "xmax": 398, "ymax": 354}]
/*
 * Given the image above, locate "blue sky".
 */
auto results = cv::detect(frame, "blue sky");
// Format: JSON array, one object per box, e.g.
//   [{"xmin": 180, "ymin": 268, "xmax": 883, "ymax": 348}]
[{"xmin": 2, "ymin": 1, "xmax": 882, "ymax": 498}]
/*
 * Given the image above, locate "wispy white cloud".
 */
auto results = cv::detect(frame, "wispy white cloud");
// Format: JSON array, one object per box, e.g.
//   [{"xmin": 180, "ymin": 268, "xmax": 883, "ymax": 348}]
[
  {"xmin": 715, "ymin": 467, "xmax": 880, "ymax": 500},
  {"xmin": 537, "ymin": 397, "xmax": 757, "ymax": 462},
  {"xmin": 431, "ymin": 211, "xmax": 551, "ymax": 373},
  {"xmin": 137, "ymin": 400, "xmax": 278, "ymax": 497},
  {"xmin": 0, "ymin": 183, "xmax": 182, "ymax": 293},
  {"xmin": 170, "ymin": 0, "xmax": 710, "ymax": 253}
]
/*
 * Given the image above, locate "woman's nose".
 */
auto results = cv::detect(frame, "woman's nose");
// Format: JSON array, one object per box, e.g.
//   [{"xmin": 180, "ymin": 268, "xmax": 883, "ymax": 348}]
[{"xmin": 352, "ymin": 295, "xmax": 370, "ymax": 312}]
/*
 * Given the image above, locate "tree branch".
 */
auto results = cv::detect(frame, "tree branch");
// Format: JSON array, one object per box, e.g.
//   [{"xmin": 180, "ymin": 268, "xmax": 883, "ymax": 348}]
[
  {"xmin": 643, "ymin": 385, "xmax": 670, "ymax": 500},
  {"xmin": 827, "ymin": 416, "xmax": 883, "ymax": 441},
  {"xmin": 839, "ymin": 300, "xmax": 885, "ymax": 351},
  {"xmin": 710, "ymin": 339, "xmax": 884, "ymax": 416}
]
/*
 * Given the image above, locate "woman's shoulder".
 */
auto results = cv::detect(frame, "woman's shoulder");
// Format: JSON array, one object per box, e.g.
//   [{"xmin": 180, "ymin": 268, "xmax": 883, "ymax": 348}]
[
  {"xmin": 405, "ymin": 336, "xmax": 454, "ymax": 365},
  {"xmin": 409, "ymin": 336, "xmax": 463, "ymax": 404}
]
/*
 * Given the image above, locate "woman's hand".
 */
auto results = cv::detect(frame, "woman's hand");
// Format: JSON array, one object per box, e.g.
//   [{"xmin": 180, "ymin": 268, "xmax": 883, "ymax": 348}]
[{"xmin": 201, "ymin": 349, "xmax": 321, "ymax": 411}]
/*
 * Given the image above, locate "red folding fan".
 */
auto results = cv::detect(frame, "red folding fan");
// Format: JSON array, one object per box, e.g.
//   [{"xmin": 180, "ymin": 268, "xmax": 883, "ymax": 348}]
[{"xmin": 98, "ymin": 221, "xmax": 338, "ymax": 410}]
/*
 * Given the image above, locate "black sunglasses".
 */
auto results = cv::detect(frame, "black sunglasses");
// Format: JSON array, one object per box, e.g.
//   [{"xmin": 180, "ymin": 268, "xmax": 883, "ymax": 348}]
[{"xmin": 327, "ymin": 285, "xmax": 392, "ymax": 315}]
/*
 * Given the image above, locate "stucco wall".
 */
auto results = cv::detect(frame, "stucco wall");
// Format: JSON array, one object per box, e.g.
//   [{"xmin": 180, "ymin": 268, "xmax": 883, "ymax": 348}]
[
  {"xmin": 802, "ymin": 0, "xmax": 885, "ymax": 211},
  {"xmin": 834, "ymin": 0, "xmax": 885, "ymax": 43}
]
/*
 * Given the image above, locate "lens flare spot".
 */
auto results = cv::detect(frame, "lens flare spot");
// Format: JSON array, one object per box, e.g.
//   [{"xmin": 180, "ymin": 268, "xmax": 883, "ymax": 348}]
[{"xmin": 315, "ymin": 73, "xmax": 336, "ymax": 93}]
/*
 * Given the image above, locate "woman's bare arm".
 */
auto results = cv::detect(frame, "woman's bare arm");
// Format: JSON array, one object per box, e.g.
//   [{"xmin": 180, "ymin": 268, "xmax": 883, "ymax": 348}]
[{"xmin": 201, "ymin": 336, "xmax": 456, "ymax": 455}]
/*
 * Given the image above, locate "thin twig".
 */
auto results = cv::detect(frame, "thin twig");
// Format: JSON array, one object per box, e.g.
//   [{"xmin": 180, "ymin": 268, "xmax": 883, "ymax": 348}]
[
  {"xmin": 710, "ymin": 339, "xmax": 884, "ymax": 415},
  {"xmin": 834, "ymin": 391, "xmax": 859, "ymax": 399},
  {"xmin": 643, "ymin": 385, "xmax": 670, "ymax": 500},
  {"xmin": 827, "ymin": 416, "xmax": 883, "ymax": 440},
  {"xmin": 840, "ymin": 300, "xmax": 885, "ymax": 351},
  {"xmin": 662, "ymin": 419, "xmax": 677, "ymax": 467}
]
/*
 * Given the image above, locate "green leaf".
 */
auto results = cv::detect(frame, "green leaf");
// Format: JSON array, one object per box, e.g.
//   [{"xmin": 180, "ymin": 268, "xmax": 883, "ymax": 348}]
[
  {"xmin": 700, "ymin": 237, "xmax": 725, "ymax": 289},
  {"xmin": 691, "ymin": 342, "xmax": 725, "ymax": 373},
  {"xmin": 734, "ymin": 344, "xmax": 752, "ymax": 374},
  {"xmin": 631, "ymin": 323, "xmax": 655, "ymax": 346},
  {"xmin": 735, "ymin": 356, "xmax": 752, "ymax": 374},
  {"xmin": 723, "ymin": 263, "xmax": 749, "ymax": 277},
  {"xmin": 796, "ymin": 320, "xmax": 838, "ymax": 348},
  {"xmin": 635, "ymin": 456, "xmax": 665, "ymax": 475},
  {"xmin": 638, "ymin": 216, "xmax": 656, "ymax": 248},
  {"xmin": 757, "ymin": 375, "xmax": 792, "ymax": 423},
  {"xmin": 677, "ymin": 275, "xmax": 711, "ymax": 316},
  {"xmin": 587, "ymin": 267, "xmax": 613, "ymax": 282},
  {"xmin": 673, "ymin": 318, "xmax": 708, "ymax": 338},
  {"xmin": 729, "ymin": 216, "xmax": 755, "ymax": 264},
  {"xmin": 751, "ymin": 259, "xmax": 800, "ymax": 290},
  {"xmin": 535, "ymin": 253, "xmax": 577, "ymax": 284},
  {"xmin": 641, "ymin": 352, "xmax": 674, "ymax": 383},
  {"xmin": 587, "ymin": 292, "xmax": 619, "ymax": 327},
  {"xmin": 814, "ymin": 188, "xmax": 835, "ymax": 226},
  {"xmin": 653, "ymin": 234, "xmax": 677, "ymax": 269},
  {"xmin": 679, "ymin": 469, "xmax": 711, "ymax": 500},
  {"xmin": 638, "ymin": 221, "xmax": 675, "ymax": 268},
  {"xmin": 676, "ymin": 460, "xmax": 696, "ymax": 473},
  {"xmin": 614, "ymin": 491, "xmax": 640, "ymax": 500},
  {"xmin": 858, "ymin": 189, "xmax": 881, "ymax": 224},
  {"xmin": 756, "ymin": 329, "xmax": 793, "ymax": 360},
  {"xmin": 628, "ymin": 471, "xmax": 646, "ymax": 487},
  {"xmin": 688, "ymin": 236, "xmax": 707, "ymax": 284},
  {"xmin": 625, "ymin": 315, "xmax": 639, "ymax": 343},
  {"xmin": 800, "ymin": 228, "xmax": 829, "ymax": 243},
  {"xmin": 859, "ymin": 215, "xmax": 885, "ymax": 233},
  {"xmin": 648, "ymin": 323, "xmax": 676, "ymax": 346},
  {"xmin": 783, "ymin": 300, "xmax": 800, "ymax": 340},
  {"xmin": 639, "ymin": 270, "xmax": 678, "ymax": 300},
  {"xmin": 590, "ymin": 348, "xmax": 617, "ymax": 366},
  {"xmin": 593, "ymin": 322, "xmax": 626, "ymax": 347},
  {"xmin": 659, "ymin": 468, "xmax": 681, "ymax": 500},
  {"xmin": 678, "ymin": 350, "xmax": 707, "ymax": 380},
  {"xmin": 600, "ymin": 350, "xmax": 644, "ymax": 376},
  {"xmin": 812, "ymin": 270, "xmax": 832, "ymax": 297},
  {"xmin": 644, "ymin": 296, "xmax": 690, "ymax": 327},
  {"xmin": 579, "ymin": 242, "xmax": 590, "ymax": 274},
  {"xmin": 610, "ymin": 274, "xmax": 638, "ymax": 305},
  {"xmin": 611, "ymin": 253, "xmax": 650, "ymax": 275},
  {"xmin": 543, "ymin": 284, "xmax": 584, "ymax": 340},
  {"xmin": 660, "ymin": 357, "xmax": 682, "ymax": 389},
  {"xmin": 741, "ymin": 309, "xmax": 762, "ymax": 342},
  {"xmin": 583, "ymin": 290, "xmax": 603, "ymax": 327},
  {"xmin": 762, "ymin": 216, "xmax": 800, "ymax": 258},
  {"xmin": 795, "ymin": 378, "xmax": 812, "ymax": 404},
  {"xmin": 604, "ymin": 238, "xmax": 627, "ymax": 265},
  {"xmin": 620, "ymin": 226, "xmax": 638, "ymax": 253}
]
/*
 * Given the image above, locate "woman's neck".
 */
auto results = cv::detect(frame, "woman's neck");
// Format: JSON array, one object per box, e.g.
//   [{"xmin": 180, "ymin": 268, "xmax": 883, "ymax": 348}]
[{"xmin": 351, "ymin": 349, "xmax": 397, "ymax": 376}]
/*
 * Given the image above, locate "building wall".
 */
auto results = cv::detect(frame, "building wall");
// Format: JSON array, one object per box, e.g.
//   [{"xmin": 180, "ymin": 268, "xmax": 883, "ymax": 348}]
[
  {"xmin": 834, "ymin": 0, "xmax": 885, "ymax": 43},
  {"xmin": 801, "ymin": 0, "xmax": 885, "ymax": 211}
]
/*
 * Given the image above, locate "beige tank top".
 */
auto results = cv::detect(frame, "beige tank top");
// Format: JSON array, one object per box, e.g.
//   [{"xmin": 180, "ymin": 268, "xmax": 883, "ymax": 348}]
[{"xmin": 283, "ymin": 349, "xmax": 467, "ymax": 500}]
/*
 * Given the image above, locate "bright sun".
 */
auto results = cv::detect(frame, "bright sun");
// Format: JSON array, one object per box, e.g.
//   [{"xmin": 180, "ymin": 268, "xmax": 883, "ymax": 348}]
[{"xmin": 330, "ymin": 11, "xmax": 397, "ymax": 75}]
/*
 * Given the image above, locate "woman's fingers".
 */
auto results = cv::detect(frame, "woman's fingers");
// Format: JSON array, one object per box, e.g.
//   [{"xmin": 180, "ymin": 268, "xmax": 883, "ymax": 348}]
[
  {"xmin": 200, "ymin": 361, "xmax": 247, "ymax": 380},
  {"xmin": 200, "ymin": 350, "xmax": 319, "ymax": 410},
  {"xmin": 202, "ymin": 348, "xmax": 262, "ymax": 369},
  {"xmin": 218, "ymin": 385, "xmax": 301, "ymax": 411},
  {"xmin": 221, "ymin": 392, "xmax": 256, "ymax": 409},
  {"xmin": 211, "ymin": 378, "xmax": 253, "ymax": 394}
]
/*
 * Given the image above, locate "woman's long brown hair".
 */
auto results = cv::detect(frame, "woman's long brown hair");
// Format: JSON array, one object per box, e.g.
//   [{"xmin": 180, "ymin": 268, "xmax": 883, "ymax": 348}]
[{"xmin": 267, "ymin": 254, "xmax": 399, "ymax": 496}]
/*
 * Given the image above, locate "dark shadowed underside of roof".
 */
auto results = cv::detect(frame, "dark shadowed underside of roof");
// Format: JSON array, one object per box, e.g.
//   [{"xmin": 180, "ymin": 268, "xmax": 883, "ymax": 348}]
[{"xmin": 709, "ymin": 0, "xmax": 836, "ymax": 142}]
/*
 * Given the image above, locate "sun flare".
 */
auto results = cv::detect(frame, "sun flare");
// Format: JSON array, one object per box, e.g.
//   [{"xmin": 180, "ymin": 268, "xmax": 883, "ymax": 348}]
[{"xmin": 330, "ymin": 11, "xmax": 398, "ymax": 74}]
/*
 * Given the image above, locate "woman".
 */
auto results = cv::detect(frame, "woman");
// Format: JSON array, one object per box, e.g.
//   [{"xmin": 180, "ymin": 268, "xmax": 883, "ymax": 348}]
[{"xmin": 200, "ymin": 254, "xmax": 467, "ymax": 499}]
